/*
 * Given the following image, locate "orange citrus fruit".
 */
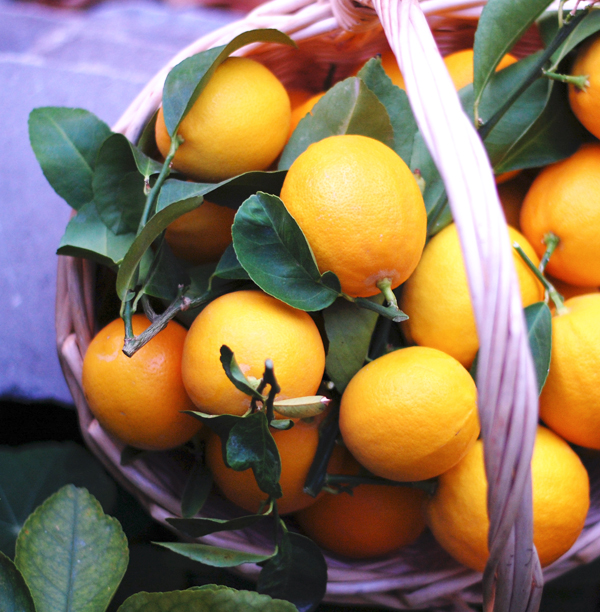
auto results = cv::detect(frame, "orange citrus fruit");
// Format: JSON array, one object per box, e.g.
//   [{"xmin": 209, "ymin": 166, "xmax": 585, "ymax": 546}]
[
  {"xmin": 569, "ymin": 33, "xmax": 600, "ymax": 140},
  {"xmin": 205, "ymin": 416, "xmax": 344, "ymax": 515},
  {"xmin": 288, "ymin": 92, "xmax": 325, "ymax": 139},
  {"xmin": 295, "ymin": 450, "xmax": 426, "ymax": 558},
  {"xmin": 82, "ymin": 315, "xmax": 200, "ymax": 451},
  {"xmin": 182, "ymin": 290, "xmax": 326, "ymax": 416},
  {"xmin": 520, "ymin": 143, "xmax": 600, "ymax": 287},
  {"xmin": 155, "ymin": 57, "xmax": 290, "ymax": 182},
  {"xmin": 380, "ymin": 49, "xmax": 406, "ymax": 89},
  {"xmin": 339, "ymin": 346, "xmax": 479, "ymax": 482},
  {"xmin": 497, "ymin": 172, "xmax": 532, "ymax": 230},
  {"xmin": 539, "ymin": 293, "xmax": 600, "ymax": 450},
  {"xmin": 165, "ymin": 200, "xmax": 236, "ymax": 265},
  {"xmin": 425, "ymin": 426, "xmax": 589, "ymax": 571},
  {"xmin": 280, "ymin": 134, "xmax": 427, "ymax": 298},
  {"xmin": 400, "ymin": 223, "xmax": 544, "ymax": 369},
  {"xmin": 443, "ymin": 48, "xmax": 517, "ymax": 91}
]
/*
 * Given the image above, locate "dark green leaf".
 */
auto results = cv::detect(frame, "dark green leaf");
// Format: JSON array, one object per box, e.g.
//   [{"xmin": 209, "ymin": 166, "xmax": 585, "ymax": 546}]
[
  {"xmin": 524, "ymin": 301, "xmax": 552, "ymax": 393},
  {"xmin": 136, "ymin": 109, "xmax": 161, "ymax": 159},
  {"xmin": 0, "ymin": 551, "xmax": 35, "ymax": 612},
  {"xmin": 14, "ymin": 485, "xmax": 128, "ymax": 612},
  {"xmin": 92, "ymin": 133, "xmax": 148, "ymax": 235},
  {"xmin": 219, "ymin": 346, "xmax": 265, "ymax": 401},
  {"xmin": 323, "ymin": 297, "xmax": 381, "ymax": 393},
  {"xmin": 213, "ymin": 244, "xmax": 250, "ymax": 281},
  {"xmin": 279, "ymin": 77, "xmax": 394, "ymax": 170},
  {"xmin": 226, "ymin": 413, "xmax": 282, "ymax": 499},
  {"xmin": 232, "ymin": 193, "xmax": 341, "ymax": 311},
  {"xmin": 142, "ymin": 241, "xmax": 191, "ymax": 301},
  {"xmin": 269, "ymin": 420, "xmax": 294, "ymax": 431},
  {"xmin": 0, "ymin": 442, "xmax": 117, "ymax": 558},
  {"xmin": 28, "ymin": 107, "xmax": 111, "ymax": 210},
  {"xmin": 357, "ymin": 58, "xmax": 419, "ymax": 164},
  {"xmin": 473, "ymin": 0, "xmax": 554, "ymax": 109},
  {"xmin": 354, "ymin": 297, "xmax": 408, "ymax": 323},
  {"xmin": 272, "ymin": 397, "xmax": 328, "ymax": 419},
  {"xmin": 154, "ymin": 542, "xmax": 274, "ymax": 568},
  {"xmin": 57, "ymin": 201, "xmax": 136, "ymax": 267},
  {"xmin": 167, "ymin": 506, "xmax": 271, "ymax": 538},
  {"xmin": 183, "ymin": 411, "xmax": 246, "ymax": 442},
  {"xmin": 538, "ymin": 9, "xmax": 600, "ymax": 65},
  {"xmin": 258, "ymin": 526, "xmax": 327, "ymax": 612},
  {"xmin": 180, "ymin": 459, "xmax": 213, "ymax": 519},
  {"xmin": 117, "ymin": 586, "xmax": 298, "ymax": 612},
  {"xmin": 163, "ymin": 30, "xmax": 296, "ymax": 136}
]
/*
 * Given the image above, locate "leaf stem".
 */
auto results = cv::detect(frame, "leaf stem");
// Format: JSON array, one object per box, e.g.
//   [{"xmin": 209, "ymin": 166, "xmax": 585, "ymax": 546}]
[
  {"xmin": 377, "ymin": 277, "xmax": 398, "ymax": 309},
  {"xmin": 261, "ymin": 360, "xmax": 280, "ymax": 424},
  {"xmin": 325, "ymin": 474, "xmax": 438, "ymax": 496},
  {"xmin": 542, "ymin": 69, "xmax": 589, "ymax": 90},
  {"xmin": 478, "ymin": 9, "xmax": 589, "ymax": 140},
  {"xmin": 540, "ymin": 231, "xmax": 560, "ymax": 274},
  {"xmin": 122, "ymin": 297, "xmax": 134, "ymax": 341},
  {"xmin": 513, "ymin": 241, "xmax": 567, "ymax": 315}
]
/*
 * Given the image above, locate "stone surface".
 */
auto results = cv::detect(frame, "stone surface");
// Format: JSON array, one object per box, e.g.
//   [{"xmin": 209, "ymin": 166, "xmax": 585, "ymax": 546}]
[{"xmin": 0, "ymin": 0, "xmax": 239, "ymax": 403}]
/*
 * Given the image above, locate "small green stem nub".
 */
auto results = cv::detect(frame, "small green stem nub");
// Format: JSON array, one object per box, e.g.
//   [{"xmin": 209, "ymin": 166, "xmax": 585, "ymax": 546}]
[
  {"xmin": 377, "ymin": 277, "xmax": 398, "ymax": 309},
  {"xmin": 413, "ymin": 168, "xmax": 426, "ymax": 195},
  {"xmin": 513, "ymin": 240, "xmax": 567, "ymax": 315},
  {"xmin": 542, "ymin": 69, "xmax": 589, "ymax": 90},
  {"xmin": 540, "ymin": 232, "xmax": 560, "ymax": 274}
]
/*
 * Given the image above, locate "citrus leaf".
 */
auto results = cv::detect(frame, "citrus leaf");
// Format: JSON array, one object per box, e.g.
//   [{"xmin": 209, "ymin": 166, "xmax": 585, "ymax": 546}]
[
  {"xmin": 354, "ymin": 297, "xmax": 408, "ymax": 323},
  {"xmin": 303, "ymin": 405, "xmax": 340, "ymax": 497},
  {"xmin": 524, "ymin": 301, "xmax": 552, "ymax": 393},
  {"xmin": 0, "ymin": 551, "xmax": 35, "ymax": 612},
  {"xmin": 323, "ymin": 297, "xmax": 381, "ymax": 393},
  {"xmin": 141, "ymin": 241, "xmax": 190, "ymax": 301},
  {"xmin": 154, "ymin": 542, "xmax": 274, "ymax": 568},
  {"xmin": 226, "ymin": 412, "xmax": 282, "ymax": 499},
  {"xmin": 117, "ymin": 585, "xmax": 297, "ymax": 612},
  {"xmin": 180, "ymin": 458, "xmax": 213, "ymax": 519},
  {"xmin": 136, "ymin": 109, "xmax": 160, "ymax": 159},
  {"xmin": 357, "ymin": 57, "xmax": 418, "ymax": 164},
  {"xmin": 220, "ymin": 345, "xmax": 265, "ymax": 401},
  {"xmin": 28, "ymin": 107, "xmax": 111, "ymax": 210},
  {"xmin": 183, "ymin": 411, "xmax": 246, "ymax": 441},
  {"xmin": 0, "ymin": 442, "xmax": 117, "ymax": 558},
  {"xmin": 272, "ymin": 396, "xmax": 329, "ymax": 418},
  {"xmin": 473, "ymin": 0, "xmax": 554, "ymax": 111},
  {"xmin": 232, "ymin": 192, "xmax": 341, "ymax": 311},
  {"xmin": 258, "ymin": 525, "xmax": 327, "ymax": 612},
  {"xmin": 163, "ymin": 29, "xmax": 296, "ymax": 136},
  {"xmin": 167, "ymin": 506, "xmax": 272, "ymax": 538},
  {"xmin": 14, "ymin": 485, "xmax": 128, "ymax": 612},
  {"xmin": 57, "ymin": 201, "xmax": 136, "ymax": 268},
  {"xmin": 279, "ymin": 77, "xmax": 394, "ymax": 170},
  {"xmin": 213, "ymin": 244, "xmax": 250, "ymax": 281}
]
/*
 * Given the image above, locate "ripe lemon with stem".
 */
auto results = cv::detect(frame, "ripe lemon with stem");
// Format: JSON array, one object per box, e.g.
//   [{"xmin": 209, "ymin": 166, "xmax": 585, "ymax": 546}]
[
  {"xmin": 280, "ymin": 134, "xmax": 427, "ymax": 299},
  {"xmin": 569, "ymin": 33, "xmax": 600, "ymax": 140}
]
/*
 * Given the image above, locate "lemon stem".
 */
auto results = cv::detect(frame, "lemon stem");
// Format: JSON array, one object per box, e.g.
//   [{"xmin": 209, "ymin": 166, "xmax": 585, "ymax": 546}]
[
  {"xmin": 542, "ymin": 69, "xmax": 589, "ymax": 90},
  {"xmin": 540, "ymin": 231, "xmax": 560, "ymax": 273},
  {"xmin": 325, "ymin": 474, "xmax": 438, "ymax": 496},
  {"xmin": 122, "ymin": 298, "xmax": 134, "ymax": 342},
  {"xmin": 513, "ymin": 241, "xmax": 567, "ymax": 315},
  {"xmin": 377, "ymin": 277, "xmax": 398, "ymax": 309}
]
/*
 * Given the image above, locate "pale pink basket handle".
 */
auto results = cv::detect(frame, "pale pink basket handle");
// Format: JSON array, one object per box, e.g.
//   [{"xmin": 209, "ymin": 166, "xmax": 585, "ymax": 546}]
[{"xmin": 367, "ymin": 0, "xmax": 543, "ymax": 609}]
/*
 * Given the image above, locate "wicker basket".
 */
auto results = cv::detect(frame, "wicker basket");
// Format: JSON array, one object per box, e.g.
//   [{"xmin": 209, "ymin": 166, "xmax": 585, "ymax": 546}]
[{"xmin": 56, "ymin": 0, "xmax": 600, "ymax": 609}]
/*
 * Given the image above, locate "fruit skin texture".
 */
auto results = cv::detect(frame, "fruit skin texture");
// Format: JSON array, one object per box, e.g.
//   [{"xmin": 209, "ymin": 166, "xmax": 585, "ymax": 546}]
[
  {"xmin": 182, "ymin": 290, "xmax": 326, "ymax": 416},
  {"xmin": 425, "ymin": 426, "xmax": 589, "ymax": 572},
  {"xmin": 539, "ymin": 294, "xmax": 600, "ymax": 450},
  {"xmin": 155, "ymin": 57, "xmax": 291, "ymax": 182},
  {"xmin": 165, "ymin": 201, "xmax": 236, "ymax": 265},
  {"xmin": 294, "ymin": 451, "xmax": 426, "ymax": 559},
  {"xmin": 280, "ymin": 134, "xmax": 426, "ymax": 298},
  {"xmin": 520, "ymin": 143, "xmax": 600, "ymax": 287},
  {"xmin": 400, "ymin": 223, "xmax": 544, "ymax": 369},
  {"xmin": 569, "ymin": 34, "xmax": 600, "ymax": 140},
  {"xmin": 339, "ymin": 346, "xmax": 479, "ymax": 482},
  {"xmin": 82, "ymin": 315, "xmax": 200, "ymax": 451},
  {"xmin": 205, "ymin": 417, "xmax": 344, "ymax": 515}
]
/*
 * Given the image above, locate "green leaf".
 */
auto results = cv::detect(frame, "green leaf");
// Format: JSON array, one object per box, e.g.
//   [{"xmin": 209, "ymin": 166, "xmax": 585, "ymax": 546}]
[
  {"xmin": 357, "ymin": 58, "xmax": 418, "ymax": 164},
  {"xmin": 180, "ymin": 459, "xmax": 213, "ymax": 519},
  {"xmin": 258, "ymin": 525, "xmax": 327, "ymax": 612},
  {"xmin": 117, "ymin": 585, "xmax": 297, "ymax": 612},
  {"xmin": 524, "ymin": 301, "xmax": 552, "ymax": 393},
  {"xmin": 136, "ymin": 109, "xmax": 160, "ymax": 159},
  {"xmin": 163, "ymin": 29, "xmax": 296, "ymax": 136},
  {"xmin": 232, "ymin": 193, "xmax": 341, "ymax": 311},
  {"xmin": 167, "ymin": 506, "xmax": 271, "ymax": 538},
  {"xmin": 353, "ymin": 297, "xmax": 409, "ymax": 323},
  {"xmin": 28, "ymin": 107, "xmax": 111, "ymax": 210},
  {"xmin": 154, "ymin": 542, "xmax": 274, "ymax": 568},
  {"xmin": 184, "ymin": 411, "xmax": 246, "ymax": 441},
  {"xmin": 226, "ymin": 413, "xmax": 282, "ymax": 499},
  {"xmin": 141, "ymin": 241, "xmax": 191, "ymax": 301},
  {"xmin": 0, "ymin": 552, "xmax": 35, "ymax": 612},
  {"xmin": 220, "ymin": 346, "xmax": 265, "ymax": 401},
  {"xmin": 92, "ymin": 133, "xmax": 148, "ymax": 235},
  {"xmin": 213, "ymin": 244, "xmax": 250, "ymax": 281},
  {"xmin": 538, "ymin": 9, "xmax": 600, "ymax": 66},
  {"xmin": 473, "ymin": 0, "xmax": 554, "ymax": 110},
  {"xmin": 272, "ymin": 397, "xmax": 329, "ymax": 419},
  {"xmin": 57, "ymin": 202, "xmax": 136, "ymax": 267},
  {"xmin": 323, "ymin": 297, "xmax": 381, "ymax": 393},
  {"xmin": 279, "ymin": 77, "xmax": 394, "ymax": 170},
  {"xmin": 0, "ymin": 442, "xmax": 117, "ymax": 558},
  {"xmin": 14, "ymin": 485, "xmax": 128, "ymax": 612}
]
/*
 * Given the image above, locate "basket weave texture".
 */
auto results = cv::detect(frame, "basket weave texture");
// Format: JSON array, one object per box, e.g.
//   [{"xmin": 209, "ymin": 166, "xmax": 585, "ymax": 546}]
[{"xmin": 55, "ymin": 0, "xmax": 600, "ymax": 610}]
